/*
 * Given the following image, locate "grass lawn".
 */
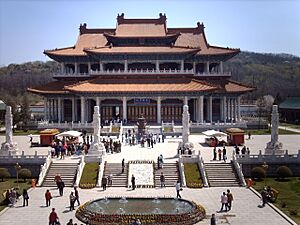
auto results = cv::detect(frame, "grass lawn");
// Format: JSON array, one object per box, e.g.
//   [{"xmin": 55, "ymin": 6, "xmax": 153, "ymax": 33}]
[
  {"xmin": 247, "ymin": 129, "xmax": 299, "ymax": 135},
  {"xmin": 0, "ymin": 179, "xmax": 32, "ymax": 211},
  {"xmin": 252, "ymin": 177, "xmax": 300, "ymax": 224},
  {"xmin": 183, "ymin": 163, "xmax": 203, "ymax": 188},
  {"xmin": 79, "ymin": 163, "xmax": 99, "ymax": 188},
  {"xmin": 280, "ymin": 123, "xmax": 300, "ymax": 130}
]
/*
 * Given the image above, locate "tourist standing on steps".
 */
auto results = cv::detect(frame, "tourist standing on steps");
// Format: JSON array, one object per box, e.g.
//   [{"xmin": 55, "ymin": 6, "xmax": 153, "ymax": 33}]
[
  {"xmin": 210, "ymin": 213, "xmax": 216, "ymax": 225},
  {"xmin": 74, "ymin": 187, "xmax": 80, "ymax": 206},
  {"xmin": 122, "ymin": 158, "xmax": 125, "ymax": 173},
  {"xmin": 108, "ymin": 174, "xmax": 113, "ymax": 187},
  {"xmin": 131, "ymin": 174, "xmax": 136, "ymax": 190},
  {"xmin": 175, "ymin": 180, "xmax": 182, "ymax": 198},
  {"xmin": 213, "ymin": 147, "xmax": 217, "ymax": 160},
  {"xmin": 54, "ymin": 174, "xmax": 61, "ymax": 189},
  {"xmin": 102, "ymin": 176, "xmax": 107, "ymax": 190},
  {"xmin": 220, "ymin": 192, "xmax": 228, "ymax": 212},
  {"xmin": 49, "ymin": 208, "xmax": 59, "ymax": 225},
  {"xmin": 22, "ymin": 189, "xmax": 29, "ymax": 207},
  {"xmin": 226, "ymin": 189, "xmax": 233, "ymax": 210},
  {"xmin": 160, "ymin": 172, "xmax": 165, "ymax": 188},
  {"xmin": 218, "ymin": 148, "xmax": 222, "ymax": 161},
  {"xmin": 222, "ymin": 147, "xmax": 227, "ymax": 162},
  {"xmin": 45, "ymin": 189, "xmax": 52, "ymax": 207}
]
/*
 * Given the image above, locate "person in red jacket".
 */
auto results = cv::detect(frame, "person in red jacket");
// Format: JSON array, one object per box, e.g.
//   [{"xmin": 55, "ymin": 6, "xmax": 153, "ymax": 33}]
[
  {"xmin": 49, "ymin": 208, "xmax": 59, "ymax": 225},
  {"xmin": 45, "ymin": 189, "xmax": 52, "ymax": 207}
]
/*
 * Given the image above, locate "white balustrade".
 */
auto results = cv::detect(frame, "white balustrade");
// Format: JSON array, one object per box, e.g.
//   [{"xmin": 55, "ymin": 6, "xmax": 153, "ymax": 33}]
[
  {"xmin": 74, "ymin": 155, "xmax": 85, "ymax": 187},
  {"xmin": 37, "ymin": 151, "xmax": 52, "ymax": 187},
  {"xmin": 232, "ymin": 152, "xmax": 246, "ymax": 187}
]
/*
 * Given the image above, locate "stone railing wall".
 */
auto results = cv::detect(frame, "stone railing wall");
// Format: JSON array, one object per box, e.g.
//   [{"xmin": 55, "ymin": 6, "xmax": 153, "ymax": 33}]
[
  {"xmin": 177, "ymin": 157, "xmax": 187, "ymax": 187},
  {"xmin": 97, "ymin": 161, "xmax": 105, "ymax": 187},
  {"xmin": 37, "ymin": 152, "xmax": 52, "ymax": 186},
  {"xmin": 232, "ymin": 152, "xmax": 246, "ymax": 187},
  {"xmin": 74, "ymin": 155, "xmax": 85, "ymax": 187},
  {"xmin": 0, "ymin": 151, "xmax": 49, "ymax": 165}
]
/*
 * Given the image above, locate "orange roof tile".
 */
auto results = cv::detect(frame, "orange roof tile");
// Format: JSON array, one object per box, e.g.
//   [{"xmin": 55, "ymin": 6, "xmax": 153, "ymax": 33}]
[
  {"xmin": 27, "ymin": 81, "xmax": 75, "ymax": 94},
  {"xmin": 65, "ymin": 78, "xmax": 217, "ymax": 93},
  {"xmin": 224, "ymin": 80, "xmax": 255, "ymax": 93},
  {"xmin": 115, "ymin": 23, "xmax": 166, "ymax": 37}
]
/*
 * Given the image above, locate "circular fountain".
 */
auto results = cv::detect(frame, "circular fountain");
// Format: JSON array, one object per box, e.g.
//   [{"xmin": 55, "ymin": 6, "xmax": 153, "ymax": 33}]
[{"xmin": 76, "ymin": 197, "xmax": 205, "ymax": 225}]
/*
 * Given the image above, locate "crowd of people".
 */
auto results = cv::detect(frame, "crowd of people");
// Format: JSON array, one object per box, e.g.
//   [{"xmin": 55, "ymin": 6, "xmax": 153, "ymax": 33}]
[{"xmin": 212, "ymin": 145, "xmax": 251, "ymax": 161}]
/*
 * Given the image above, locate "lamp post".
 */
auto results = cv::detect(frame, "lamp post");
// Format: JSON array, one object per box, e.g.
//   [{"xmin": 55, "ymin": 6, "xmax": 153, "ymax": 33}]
[
  {"xmin": 15, "ymin": 163, "xmax": 21, "ymax": 189},
  {"xmin": 262, "ymin": 162, "xmax": 269, "ymax": 187}
]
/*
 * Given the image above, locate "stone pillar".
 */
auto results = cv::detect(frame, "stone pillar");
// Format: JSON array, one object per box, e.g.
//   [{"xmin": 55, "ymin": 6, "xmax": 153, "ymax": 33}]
[
  {"xmin": 156, "ymin": 60, "xmax": 159, "ymax": 72},
  {"xmin": 44, "ymin": 98, "xmax": 48, "ymax": 120},
  {"xmin": 220, "ymin": 61, "xmax": 223, "ymax": 73},
  {"xmin": 206, "ymin": 61, "xmax": 210, "ymax": 73},
  {"xmin": 80, "ymin": 96, "xmax": 85, "ymax": 123},
  {"xmin": 57, "ymin": 97, "xmax": 62, "ymax": 123},
  {"xmin": 61, "ymin": 99, "xmax": 64, "ymax": 122},
  {"xmin": 182, "ymin": 105, "xmax": 190, "ymax": 144},
  {"xmin": 233, "ymin": 98, "xmax": 237, "ymax": 122},
  {"xmin": 209, "ymin": 96, "xmax": 213, "ymax": 123},
  {"xmin": 237, "ymin": 96, "xmax": 241, "ymax": 121},
  {"xmin": 157, "ymin": 96, "xmax": 161, "ymax": 124},
  {"xmin": 230, "ymin": 98, "xmax": 234, "ymax": 122},
  {"xmin": 72, "ymin": 97, "xmax": 76, "ymax": 122},
  {"xmin": 122, "ymin": 97, "xmax": 127, "ymax": 122},
  {"xmin": 74, "ymin": 62, "xmax": 78, "ymax": 74},
  {"xmin": 100, "ymin": 61, "xmax": 103, "ymax": 72},
  {"xmin": 88, "ymin": 62, "xmax": 91, "ymax": 74},
  {"xmin": 181, "ymin": 60, "xmax": 184, "ymax": 71},
  {"xmin": 223, "ymin": 96, "xmax": 227, "ymax": 123},
  {"xmin": 124, "ymin": 60, "xmax": 128, "ymax": 72},
  {"xmin": 1, "ymin": 106, "xmax": 18, "ymax": 154},
  {"xmin": 193, "ymin": 62, "xmax": 196, "ymax": 73},
  {"xmin": 184, "ymin": 96, "xmax": 188, "ymax": 106},
  {"xmin": 60, "ymin": 63, "xmax": 64, "ymax": 74},
  {"xmin": 220, "ymin": 98, "xmax": 224, "ymax": 121},
  {"xmin": 197, "ymin": 96, "xmax": 204, "ymax": 123}
]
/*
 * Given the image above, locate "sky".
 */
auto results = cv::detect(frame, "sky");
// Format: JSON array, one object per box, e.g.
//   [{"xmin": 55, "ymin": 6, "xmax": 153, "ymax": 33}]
[{"xmin": 0, "ymin": 0, "xmax": 300, "ymax": 66}]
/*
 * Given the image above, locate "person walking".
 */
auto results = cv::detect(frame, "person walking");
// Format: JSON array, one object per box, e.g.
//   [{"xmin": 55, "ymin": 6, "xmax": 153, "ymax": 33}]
[
  {"xmin": 22, "ymin": 189, "xmax": 29, "ymax": 207},
  {"xmin": 122, "ymin": 158, "xmax": 125, "ymax": 173},
  {"xmin": 66, "ymin": 219, "xmax": 74, "ymax": 225},
  {"xmin": 131, "ymin": 174, "xmax": 136, "ymax": 190},
  {"xmin": 57, "ymin": 179, "xmax": 65, "ymax": 196},
  {"xmin": 261, "ymin": 187, "xmax": 268, "ymax": 207},
  {"xmin": 222, "ymin": 147, "xmax": 227, "ymax": 162},
  {"xmin": 210, "ymin": 213, "xmax": 216, "ymax": 225},
  {"xmin": 108, "ymin": 174, "xmax": 113, "ymax": 187},
  {"xmin": 74, "ymin": 187, "xmax": 80, "ymax": 206},
  {"xmin": 218, "ymin": 148, "xmax": 222, "ymax": 161},
  {"xmin": 220, "ymin": 192, "xmax": 228, "ymax": 212},
  {"xmin": 48, "ymin": 208, "xmax": 59, "ymax": 225},
  {"xmin": 227, "ymin": 189, "xmax": 233, "ymax": 210},
  {"xmin": 175, "ymin": 180, "xmax": 182, "ymax": 198},
  {"xmin": 45, "ymin": 189, "xmax": 52, "ymax": 207},
  {"xmin": 160, "ymin": 172, "xmax": 165, "ymax": 188},
  {"xmin": 102, "ymin": 176, "xmax": 107, "ymax": 190},
  {"xmin": 69, "ymin": 192, "xmax": 76, "ymax": 211}
]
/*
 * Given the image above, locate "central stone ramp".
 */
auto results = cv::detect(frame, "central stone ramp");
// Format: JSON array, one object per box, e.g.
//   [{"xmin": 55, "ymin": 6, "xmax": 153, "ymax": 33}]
[
  {"xmin": 154, "ymin": 162, "xmax": 180, "ymax": 187},
  {"xmin": 42, "ymin": 161, "xmax": 79, "ymax": 187},
  {"xmin": 204, "ymin": 162, "xmax": 241, "ymax": 187},
  {"xmin": 103, "ymin": 162, "xmax": 128, "ymax": 187}
]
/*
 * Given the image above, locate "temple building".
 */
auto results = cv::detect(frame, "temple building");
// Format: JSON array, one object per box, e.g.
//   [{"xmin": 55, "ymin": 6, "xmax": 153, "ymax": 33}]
[{"xmin": 28, "ymin": 13, "xmax": 254, "ymax": 125}]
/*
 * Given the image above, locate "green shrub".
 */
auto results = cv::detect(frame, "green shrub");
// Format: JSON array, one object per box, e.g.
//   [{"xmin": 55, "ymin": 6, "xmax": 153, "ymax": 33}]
[
  {"xmin": 251, "ymin": 166, "xmax": 265, "ymax": 179},
  {"xmin": 18, "ymin": 168, "xmax": 32, "ymax": 182},
  {"xmin": 0, "ymin": 168, "xmax": 11, "ymax": 182},
  {"xmin": 289, "ymin": 209, "xmax": 298, "ymax": 216},
  {"xmin": 276, "ymin": 166, "xmax": 293, "ymax": 179}
]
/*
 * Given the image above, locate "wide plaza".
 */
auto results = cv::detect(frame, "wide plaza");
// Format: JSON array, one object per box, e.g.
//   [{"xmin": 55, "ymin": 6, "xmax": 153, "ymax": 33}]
[{"xmin": 0, "ymin": 133, "xmax": 299, "ymax": 225}]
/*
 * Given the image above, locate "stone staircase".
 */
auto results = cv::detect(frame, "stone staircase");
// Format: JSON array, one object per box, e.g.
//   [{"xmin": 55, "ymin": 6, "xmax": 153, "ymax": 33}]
[
  {"xmin": 204, "ymin": 162, "xmax": 241, "ymax": 187},
  {"xmin": 103, "ymin": 162, "xmax": 128, "ymax": 187},
  {"xmin": 154, "ymin": 162, "xmax": 180, "ymax": 187},
  {"xmin": 42, "ymin": 162, "xmax": 79, "ymax": 187}
]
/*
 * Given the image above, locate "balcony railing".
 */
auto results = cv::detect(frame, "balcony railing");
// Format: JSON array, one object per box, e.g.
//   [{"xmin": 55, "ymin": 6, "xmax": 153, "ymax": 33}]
[{"xmin": 53, "ymin": 69, "xmax": 231, "ymax": 77}]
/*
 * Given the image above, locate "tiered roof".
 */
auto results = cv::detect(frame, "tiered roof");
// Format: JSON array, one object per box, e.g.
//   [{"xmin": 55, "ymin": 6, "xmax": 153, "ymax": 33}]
[{"xmin": 44, "ymin": 13, "xmax": 239, "ymax": 61}]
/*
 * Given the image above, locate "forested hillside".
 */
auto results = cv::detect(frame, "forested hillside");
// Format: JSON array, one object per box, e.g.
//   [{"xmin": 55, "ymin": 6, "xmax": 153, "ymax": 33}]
[{"xmin": 0, "ymin": 51, "xmax": 299, "ymax": 106}]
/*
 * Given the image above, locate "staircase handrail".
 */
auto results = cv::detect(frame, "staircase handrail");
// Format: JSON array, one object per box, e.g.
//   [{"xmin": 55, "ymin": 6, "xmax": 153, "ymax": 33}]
[
  {"xmin": 74, "ymin": 155, "xmax": 85, "ymax": 187},
  {"xmin": 109, "ymin": 121, "xmax": 112, "ymax": 133},
  {"xmin": 37, "ymin": 151, "xmax": 52, "ymax": 187},
  {"xmin": 118, "ymin": 121, "xmax": 123, "ymax": 142},
  {"xmin": 97, "ymin": 161, "xmax": 106, "ymax": 187},
  {"xmin": 178, "ymin": 156, "xmax": 187, "ymax": 187},
  {"xmin": 232, "ymin": 152, "xmax": 246, "ymax": 186},
  {"xmin": 197, "ymin": 153, "xmax": 209, "ymax": 187}
]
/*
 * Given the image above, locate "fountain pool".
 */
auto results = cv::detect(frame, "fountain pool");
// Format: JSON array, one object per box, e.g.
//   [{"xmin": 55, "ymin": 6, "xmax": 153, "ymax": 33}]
[{"xmin": 76, "ymin": 197, "xmax": 206, "ymax": 225}]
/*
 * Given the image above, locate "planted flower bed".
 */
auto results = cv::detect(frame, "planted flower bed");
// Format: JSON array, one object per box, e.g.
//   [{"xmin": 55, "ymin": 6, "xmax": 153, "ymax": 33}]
[
  {"xmin": 76, "ymin": 197, "xmax": 205, "ymax": 225},
  {"xmin": 79, "ymin": 162, "xmax": 99, "ymax": 189},
  {"xmin": 184, "ymin": 163, "xmax": 203, "ymax": 188}
]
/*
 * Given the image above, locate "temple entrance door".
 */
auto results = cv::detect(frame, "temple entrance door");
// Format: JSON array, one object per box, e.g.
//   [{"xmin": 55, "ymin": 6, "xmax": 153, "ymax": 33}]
[
  {"xmin": 87, "ymin": 99, "xmax": 96, "ymax": 122},
  {"xmin": 127, "ymin": 99, "xmax": 156, "ymax": 123},
  {"xmin": 101, "ymin": 99, "xmax": 122, "ymax": 123},
  {"xmin": 63, "ymin": 99, "xmax": 72, "ymax": 122},
  {"xmin": 161, "ymin": 99, "xmax": 183, "ymax": 123},
  {"xmin": 212, "ymin": 99, "xmax": 221, "ymax": 122}
]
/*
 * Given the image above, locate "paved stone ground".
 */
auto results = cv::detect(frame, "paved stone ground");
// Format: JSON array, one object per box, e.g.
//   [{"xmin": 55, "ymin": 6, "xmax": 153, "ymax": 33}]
[{"xmin": 0, "ymin": 134, "xmax": 299, "ymax": 224}]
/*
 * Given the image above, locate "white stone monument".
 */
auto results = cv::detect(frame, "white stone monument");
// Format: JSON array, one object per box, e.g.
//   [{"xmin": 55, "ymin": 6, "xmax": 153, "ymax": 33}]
[
  {"xmin": 86, "ymin": 106, "xmax": 105, "ymax": 162},
  {"xmin": 178, "ymin": 105, "xmax": 194, "ymax": 155},
  {"xmin": 265, "ymin": 105, "xmax": 284, "ymax": 155},
  {"xmin": 1, "ymin": 106, "xmax": 18, "ymax": 155}
]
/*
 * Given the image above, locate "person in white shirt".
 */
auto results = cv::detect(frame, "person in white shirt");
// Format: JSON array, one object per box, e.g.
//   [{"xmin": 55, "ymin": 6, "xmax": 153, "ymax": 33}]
[
  {"xmin": 175, "ymin": 180, "xmax": 182, "ymax": 198},
  {"xmin": 220, "ymin": 192, "xmax": 228, "ymax": 212}
]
